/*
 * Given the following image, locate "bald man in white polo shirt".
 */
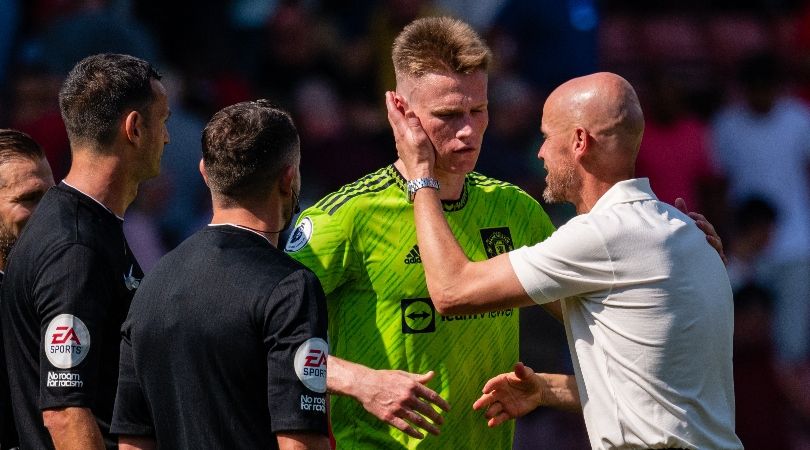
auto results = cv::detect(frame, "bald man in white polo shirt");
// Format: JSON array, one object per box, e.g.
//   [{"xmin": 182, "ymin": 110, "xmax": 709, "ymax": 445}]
[{"xmin": 386, "ymin": 72, "xmax": 742, "ymax": 450}]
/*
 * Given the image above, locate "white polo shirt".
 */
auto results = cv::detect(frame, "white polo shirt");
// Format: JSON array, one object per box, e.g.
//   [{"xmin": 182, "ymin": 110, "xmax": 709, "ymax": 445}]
[{"xmin": 510, "ymin": 178, "xmax": 742, "ymax": 450}]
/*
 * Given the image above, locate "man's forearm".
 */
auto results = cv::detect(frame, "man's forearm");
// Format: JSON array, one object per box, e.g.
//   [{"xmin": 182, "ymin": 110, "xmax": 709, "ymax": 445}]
[
  {"xmin": 412, "ymin": 187, "xmax": 535, "ymax": 314},
  {"xmin": 538, "ymin": 373, "xmax": 581, "ymax": 412},
  {"xmin": 326, "ymin": 355, "xmax": 365, "ymax": 397},
  {"xmin": 119, "ymin": 435, "xmax": 157, "ymax": 450},
  {"xmin": 412, "ymin": 186, "xmax": 475, "ymax": 310},
  {"xmin": 43, "ymin": 406, "xmax": 104, "ymax": 450},
  {"xmin": 277, "ymin": 432, "xmax": 331, "ymax": 450}
]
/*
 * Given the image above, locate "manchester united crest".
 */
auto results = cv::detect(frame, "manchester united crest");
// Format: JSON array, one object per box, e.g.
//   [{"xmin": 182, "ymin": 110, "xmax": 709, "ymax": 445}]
[{"xmin": 480, "ymin": 227, "xmax": 514, "ymax": 259}]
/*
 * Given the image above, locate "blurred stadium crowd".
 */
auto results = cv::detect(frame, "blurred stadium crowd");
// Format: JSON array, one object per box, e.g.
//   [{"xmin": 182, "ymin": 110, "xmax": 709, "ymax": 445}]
[{"xmin": 1, "ymin": 0, "xmax": 810, "ymax": 448}]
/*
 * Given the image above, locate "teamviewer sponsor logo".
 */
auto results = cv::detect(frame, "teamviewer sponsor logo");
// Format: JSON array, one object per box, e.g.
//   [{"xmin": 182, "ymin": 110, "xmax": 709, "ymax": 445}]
[
  {"xmin": 401, "ymin": 298, "xmax": 435, "ymax": 334},
  {"xmin": 403, "ymin": 244, "xmax": 421, "ymax": 264}
]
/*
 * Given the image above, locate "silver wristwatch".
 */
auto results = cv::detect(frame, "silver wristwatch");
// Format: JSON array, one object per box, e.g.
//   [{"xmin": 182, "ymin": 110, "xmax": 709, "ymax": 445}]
[{"xmin": 406, "ymin": 177, "xmax": 440, "ymax": 202}]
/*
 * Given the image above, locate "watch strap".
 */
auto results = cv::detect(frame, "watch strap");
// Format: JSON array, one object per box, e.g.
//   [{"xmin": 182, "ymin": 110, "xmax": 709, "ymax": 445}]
[{"xmin": 406, "ymin": 177, "xmax": 440, "ymax": 202}]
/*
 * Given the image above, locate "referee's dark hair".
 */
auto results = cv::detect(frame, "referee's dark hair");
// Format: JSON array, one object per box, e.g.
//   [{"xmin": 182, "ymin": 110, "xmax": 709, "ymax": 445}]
[
  {"xmin": 0, "ymin": 129, "xmax": 45, "ymax": 165},
  {"xmin": 202, "ymin": 99, "xmax": 300, "ymax": 200},
  {"xmin": 59, "ymin": 53, "xmax": 161, "ymax": 149}
]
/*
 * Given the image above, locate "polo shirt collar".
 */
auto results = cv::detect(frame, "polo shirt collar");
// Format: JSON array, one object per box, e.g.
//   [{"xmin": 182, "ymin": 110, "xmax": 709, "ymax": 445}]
[{"xmin": 590, "ymin": 178, "xmax": 657, "ymax": 213}]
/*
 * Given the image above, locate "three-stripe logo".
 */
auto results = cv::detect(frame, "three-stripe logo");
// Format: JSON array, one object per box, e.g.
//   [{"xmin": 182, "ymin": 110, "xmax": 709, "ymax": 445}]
[{"xmin": 403, "ymin": 245, "xmax": 421, "ymax": 264}]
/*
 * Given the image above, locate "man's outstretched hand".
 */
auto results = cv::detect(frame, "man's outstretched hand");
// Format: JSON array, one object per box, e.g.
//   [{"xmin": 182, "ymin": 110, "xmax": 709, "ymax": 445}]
[
  {"xmin": 472, "ymin": 363, "xmax": 544, "ymax": 428},
  {"xmin": 354, "ymin": 369, "xmax": 450, "ymax": 439}
]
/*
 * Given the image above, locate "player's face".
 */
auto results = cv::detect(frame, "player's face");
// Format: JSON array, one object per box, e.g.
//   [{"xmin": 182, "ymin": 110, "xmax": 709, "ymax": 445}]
[
  {"xmin": 140, "ymin": 79, "xmax": 170, "ymax": 180},
  {"xmin": 404, "ymin": 70, "xmax": 488, "ymax": 176},
  {"xmin": 0, "ymin": 156, "xmax": 54, "ymax": 259},
  {"xmin": 538, "ymin": 102, "xmax": 579, "ymax": 204}
]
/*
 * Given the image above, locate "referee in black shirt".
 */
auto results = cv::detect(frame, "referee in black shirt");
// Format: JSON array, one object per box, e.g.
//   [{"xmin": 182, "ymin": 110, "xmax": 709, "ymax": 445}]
[
  {"xmin": 111, "ymin": 100, "xmax": 330, "ymax": 449},
  {"xmin": 0, "ymin": 129, "xmax": 55, "ymax": 450},
  {"xmin": 0, "ymin": 54, "xmax": 169, "ymax": 450}
]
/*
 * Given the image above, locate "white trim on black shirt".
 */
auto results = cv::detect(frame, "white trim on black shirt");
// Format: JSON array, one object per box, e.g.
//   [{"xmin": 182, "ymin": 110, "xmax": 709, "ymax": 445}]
[
  {"xmin": 61, "ymin": 180, "xmax": 124, "ymax": 221},
  {"xmin": 208, "ymin": 223, "xmax": 273, "ymax": 245}
]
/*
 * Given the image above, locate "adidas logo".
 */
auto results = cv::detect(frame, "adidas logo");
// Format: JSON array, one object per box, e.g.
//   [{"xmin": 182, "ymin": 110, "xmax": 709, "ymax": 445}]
[{"xmin": 404, "ymin": 245, "xmax": 422, "ymax": 264}]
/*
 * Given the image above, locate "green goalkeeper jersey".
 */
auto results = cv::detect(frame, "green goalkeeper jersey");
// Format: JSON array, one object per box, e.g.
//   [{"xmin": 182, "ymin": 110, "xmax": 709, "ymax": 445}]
[{"xmin": 286, "ymin": 165, "xmax": 555, "ymax": 449}]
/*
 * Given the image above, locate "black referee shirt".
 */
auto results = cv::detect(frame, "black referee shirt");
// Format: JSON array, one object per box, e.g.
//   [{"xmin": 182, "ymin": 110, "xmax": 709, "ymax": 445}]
[
  {"xmin": 111, "ymin": 225, "xmax": 329, "ymax": 448},
  {"xmin": 0, "ymin": 271, "xmax": 20, "ymax": 449},
  {"xmin": 0, "ymin": 182, "xmax": 142, "ymax": 450}
]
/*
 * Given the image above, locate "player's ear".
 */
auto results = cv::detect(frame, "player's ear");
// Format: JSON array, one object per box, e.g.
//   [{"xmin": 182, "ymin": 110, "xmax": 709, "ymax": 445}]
[
  {"xmin": 279, "ymin": 164, "xmax": 296, "ymax": 195},
  {"xmin": 199, "ymin": 159, "xmax": 211, "ymax": 188},
  {"xmin": 123, "ymin": 110, "xmax": 142, "ymax": 145},
  {"xmin": 572, "ymin": 127, "xmax": 590, "ymax": 162}
]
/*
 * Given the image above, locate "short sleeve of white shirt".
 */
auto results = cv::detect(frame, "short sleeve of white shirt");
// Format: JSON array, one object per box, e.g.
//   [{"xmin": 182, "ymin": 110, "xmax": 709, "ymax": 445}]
[{"xmin": 509, "ymin": 217, "xmax": 614, "ymax": 305}]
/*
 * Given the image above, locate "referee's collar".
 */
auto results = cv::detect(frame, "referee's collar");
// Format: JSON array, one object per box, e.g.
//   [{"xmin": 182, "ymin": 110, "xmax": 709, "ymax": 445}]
[
  {"xmin": 207, "ymin": 223, "xmax": 275, "ymax": 246},
  {"xmin": 60, "ymin": 180, "xmax": 125, "ymax": 221}
]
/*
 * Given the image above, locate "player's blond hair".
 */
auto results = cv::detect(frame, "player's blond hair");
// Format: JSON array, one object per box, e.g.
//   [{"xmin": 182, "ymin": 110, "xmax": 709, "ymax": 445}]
[{"xmin": 392, "ymin": 16, "xmax": 491, "ymax": 81}]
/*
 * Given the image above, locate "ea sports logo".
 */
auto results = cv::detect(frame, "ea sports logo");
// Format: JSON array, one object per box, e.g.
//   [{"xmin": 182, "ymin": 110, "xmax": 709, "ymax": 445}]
[
  {"xmin": 44, "ymin": 314, "xmax": 91, "ymax": 369},
  {"xmin": 294, "ymin": 337, "xmax": 328, "ymax": 393},
  {"xmin": 304, "ymin": 348, "xmax": 327, "ymax": 368},
  {"xmin": 51, "ymin": 326, "xmax": 81, "ymax": 345}
]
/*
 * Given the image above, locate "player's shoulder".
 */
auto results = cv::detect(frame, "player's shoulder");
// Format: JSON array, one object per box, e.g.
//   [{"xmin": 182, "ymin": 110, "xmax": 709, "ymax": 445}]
[
  {"xmin": 466, "ymin": 172, "xmax": 539, "ymax": 203},
  {"xmin": 467, "ymin": 171, "xmax": 523, "ymax": 190},
  {"xmin": 18, "ymin": 187, "xmax": 75, "ymax": 246},
  {"xmin": 27, "ymin": 184, "xmax": 121, "ymax": 250},
  {"xmin": 165, "ymin": 227, "xmax": 316, "ymax": 283},
  {"xmin": 11, "ymin": 189, "xmax": 113, "ymax": 272},
  {"xmin": 304, "ymin": 165, "xmax": 401, "ymax": 217}
]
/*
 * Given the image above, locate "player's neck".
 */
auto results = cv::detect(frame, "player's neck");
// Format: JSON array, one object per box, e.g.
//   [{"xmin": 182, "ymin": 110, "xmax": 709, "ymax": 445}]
[
  {"xmin": 63, "ymin": 152, "xmax": 136, "ymax": 218},
  {"xmin": 393, "ymin": 160, "xmax": 465, "ymax": 201},
  {"xmin": 434, "ymin": 170, "xmax": 465, "ymax": 201},
  {"xmin": 210, "ymin": 203, "xmax": 284, "ymax": 247}
]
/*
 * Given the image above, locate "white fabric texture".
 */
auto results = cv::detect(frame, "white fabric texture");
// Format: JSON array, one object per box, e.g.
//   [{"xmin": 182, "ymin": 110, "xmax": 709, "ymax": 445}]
[{"xmin": 510, "ymin": 178, "xmax": 742, "ymax": 450}]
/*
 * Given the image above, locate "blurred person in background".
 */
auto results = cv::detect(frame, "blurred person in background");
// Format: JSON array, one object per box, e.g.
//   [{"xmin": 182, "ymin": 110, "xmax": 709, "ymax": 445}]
[
  {"xmin": 0, "ymin": 129, "xmax": 55, "ymax": 450},
  {"xmin": 636, "ymin": 69, "xmax": 718, "ymax": 212},
  {"xmin": 487, "ymin": 0, "xmax": 598, "ymax": 96},
  {"xmin": 711, "ymin": 51, "xmax": 810, "ymax": 449},
  {"xmin": 731, "ymin": 283, "xmax": 791, "ymax": 449},
  {"xmin": 148, "ymin": 71, "xmax": 209, "ymax": 248},
  {"xmin": 35, "ymin": 0, "xmax": 159, "ymax": 76},
  {"xmin": 0, "ymin": 0, "xmax": 19, "ymax": 88},
  {"xmin": 725, "ymin": 196, "xmax": 777, "ymax": 290},
  {"xmin": 711, "ymin": 53, "xmax": 810, "ymax": 357},
  {"xmin": 6, "ymin": 65, "xmax": 70, "ymax": 180}
]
